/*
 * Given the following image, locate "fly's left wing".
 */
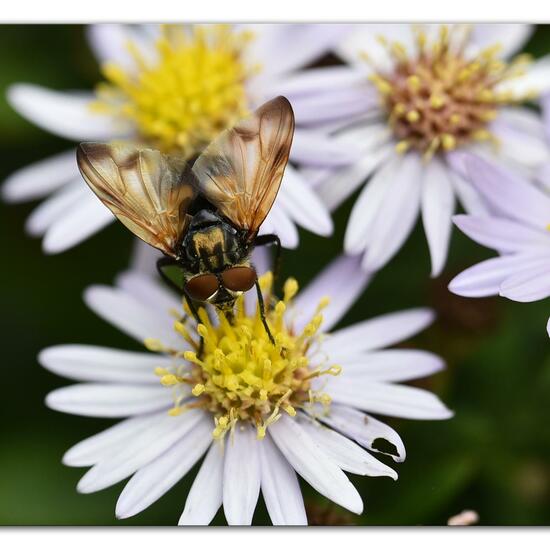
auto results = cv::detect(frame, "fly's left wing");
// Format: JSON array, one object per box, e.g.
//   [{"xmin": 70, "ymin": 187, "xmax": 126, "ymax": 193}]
[
  {"xmin": 191, "ymin": 96, "xmax": 294, "ymax": 239},
  {"xmin": 77, "ymin": 142, "xmax": 196, "ymax": 257}
]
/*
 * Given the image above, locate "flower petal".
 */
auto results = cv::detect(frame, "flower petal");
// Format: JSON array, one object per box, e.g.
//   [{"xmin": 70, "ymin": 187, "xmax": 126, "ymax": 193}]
[
  {"xmin": 291, "ymin": 255, "xmax": 371, "ymax": 333},
  {"xmin": 360, "ymin": 153, "xmax": 423, "ymax": 273},
  {"xmin": 324, "ymin": 308, "xmax": 434, "ymax": 356},
  {"xmin": 259, "ymin": 435, "xmax": 307, "ymax": 526},
  {"xmin": 2, "ymin": 150, "xmax": 78, "ymax": 203},
  {"xmin": 223, "ymin": 426, "xmax": 261, "ymax": 526},
  {"xmin": 115, "ymin": 271, "xmax": 181, "ymax": 314},
  {"xmin": 77, "ymin": 408, "xmax": 204, "ymax": 493},
  {"xmin": 318, "ymin": 141, "xmax": 393, "ymax": 212},
  {"xmin": 297, "ymin": 414, "xmax": 397, "ymax": 479},
  {"xmin": 269, "ymin": 415, "xmax": 363, "ymax": 514},
  {"xmin": 62, "ymin": 412, "xmax": 167, "ymax": 467},
  {"xmin": 116, "ymin": 415, "xmax": 212, "ymax": 519},
  {"xmin": 497, "ymin": 55, "xmax": 550, "ymax": 97},
  {"xmin": 46, "ymin": 384, "xmax": 173, "ymax": 418},
  {"xmin": 179, "ymin": 443, "xmax": 223, "ymax": 526},
  {"xmin": 453, "ymin": 214, "xmax": 550, "ymax": 253},
  {"xmin": 470, "ymin": 24, "xmax": 533, "ymax": 59},
  {"xmin": 84, "ymin": 285, "xmax": 182, "ymax": 348},
  {"xmin": 25, "ymin": 181, "xmax": 88, "ymax": 237},
  {"xmin": 278, "ymin": 165, "xmax": 333, "ymax": 236},
  {"xmin": 39, "ymin": 344, "xmax": 166, "ymax": 384},
  {"xmin": 328, "ymin": 380, "xmax": 453, "ymax": 420},
  {"xmin": 320, "ymin": 403, "xmax": 406, "ymax": 462},
  {"xmin": 291, "ymin": 128, "xmax": 361, "ymax": 168},
  {"xmin": 336, "ymin": 349, "xmax": 445, "ymax": 382},
  {"xmin": 500, "ymin": 262, "xmax": 550, "ymax": 302},
  {"xmin": 42, "ymin": 189, "xmax": 114, "ymax": 253},
  {"xmin": 7, "ymin": 84, "xmax": 122, "ymax": 140},
  {"xmin": 449, "ymin": 253, "xmax": 550, "ymax": 297},
  {"xmin": 261, "ymin": 204, "xmax": 299, "ymax": 249},
  {"xmin": 129, "ymin": 238, "xmax": 163, "ymax": 277},
  {"xmin": 447, "ymin": 168, "xmax": 489, "ymax": 216},
  {"xmin": 421, "ymin": 157, "xmax": 456, "ymax": 277}
]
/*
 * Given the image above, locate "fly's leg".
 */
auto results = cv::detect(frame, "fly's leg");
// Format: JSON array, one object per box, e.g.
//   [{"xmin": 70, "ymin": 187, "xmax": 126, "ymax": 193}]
[
  {"xmin": 156, "ymin": 256, "xmax": 205, "ymax": 357},
  {"xmin": 253, "ymin": 233, "xmax": 282, "ymax": 286},
  {"xmin": 255, "ymin": 279, "xmax": 275, "ymax": 345}
]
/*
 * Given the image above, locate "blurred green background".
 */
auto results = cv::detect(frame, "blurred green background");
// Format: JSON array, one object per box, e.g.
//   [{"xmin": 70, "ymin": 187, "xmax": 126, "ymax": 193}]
[{"xmin": 1, "ymin": 24, "xmax": 550, "ymax": 526}]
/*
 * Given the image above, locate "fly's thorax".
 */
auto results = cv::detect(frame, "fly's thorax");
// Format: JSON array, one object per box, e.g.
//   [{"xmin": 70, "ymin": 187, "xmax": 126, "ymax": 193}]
[{"xmin": 181, "ymin": 209, "xmax": 248, "ymax": 274}]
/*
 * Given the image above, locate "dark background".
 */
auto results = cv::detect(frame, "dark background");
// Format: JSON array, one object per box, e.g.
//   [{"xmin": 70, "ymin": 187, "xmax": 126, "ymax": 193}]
[{"xmin": 1, "ymin": 25, "xmax": 550, "ymax": 526}]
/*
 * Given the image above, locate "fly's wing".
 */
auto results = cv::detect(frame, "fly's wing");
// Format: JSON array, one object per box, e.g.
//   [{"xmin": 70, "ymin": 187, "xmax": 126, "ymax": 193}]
[
  {"xmin": 77, "ymin": 142, "xmax": 196, "ymax": 256},
  {"xmin": 191, "ymin": 96, "xmax": 294, "ymax": 239}
]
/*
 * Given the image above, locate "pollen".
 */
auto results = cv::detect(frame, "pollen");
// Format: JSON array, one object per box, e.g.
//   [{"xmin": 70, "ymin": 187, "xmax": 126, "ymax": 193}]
[
  {"xmin": 368, "ymin": 24, "xmax": 534, "ymax": 160},
  {"xmin": 152, "ymin": 272, "xmax": 341, "ymax": 440},
  {"xmin": 91, "ymin": 25, "xmax": 257, "ymax": 157}
]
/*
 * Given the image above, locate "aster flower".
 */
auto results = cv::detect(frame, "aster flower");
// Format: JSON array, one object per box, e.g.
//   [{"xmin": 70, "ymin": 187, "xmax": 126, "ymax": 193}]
[
  {"xmin": 449, "ymin": 154, "xmax": 550, "ymax": 336},
  {"xmin": 2, "ymin": 24, "xmax": 354, "ymax": 253},
  {"xmin": 40, "ymin": 254, "xmax": 451, "ymax": 525},
  {"xmin": 288, "ymin": 24, "xmax": 550, "ymax": 277}
]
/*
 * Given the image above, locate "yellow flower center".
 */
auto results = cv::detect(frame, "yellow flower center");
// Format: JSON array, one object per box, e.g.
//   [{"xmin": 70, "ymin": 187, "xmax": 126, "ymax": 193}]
[
  {"xmin": 367, "ymin": 25, "xmax": 535, "ymax": 161},
  {"xmin": 92, "ymin": 24, "xmax": 258, "ymax": 156},
  {"xmin": 147, "ymin": 272, "xmax": 341, "ymax": 440}
]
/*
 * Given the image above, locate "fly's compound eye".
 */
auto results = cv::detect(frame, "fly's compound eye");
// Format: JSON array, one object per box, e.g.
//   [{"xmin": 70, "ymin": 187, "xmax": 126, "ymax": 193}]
[
  {"xmin": 185, "ymin": 274, "xmax": 219, "ymax": 302},
  {"xmin": 221, "ymin": 266, "xmax": 257, "ymax": 292}
]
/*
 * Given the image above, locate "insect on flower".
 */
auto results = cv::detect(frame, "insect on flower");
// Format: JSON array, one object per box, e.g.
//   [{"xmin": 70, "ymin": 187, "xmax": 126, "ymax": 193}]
[{"xmin": 76, "ymin": 96, "xmax": 294, "ymax": 346}]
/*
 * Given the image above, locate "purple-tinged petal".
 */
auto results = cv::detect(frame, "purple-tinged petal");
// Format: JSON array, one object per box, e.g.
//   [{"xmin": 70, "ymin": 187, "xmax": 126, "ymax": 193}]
[{"xmin": 500, "ymin": 262, "xmax": 550, "ymax": 302}]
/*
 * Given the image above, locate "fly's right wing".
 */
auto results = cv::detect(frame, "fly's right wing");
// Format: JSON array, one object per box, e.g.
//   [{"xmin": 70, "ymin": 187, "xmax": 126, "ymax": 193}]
[{"xmin": 77, "ymin": 142, "xmax": 196, "ymax": 257}]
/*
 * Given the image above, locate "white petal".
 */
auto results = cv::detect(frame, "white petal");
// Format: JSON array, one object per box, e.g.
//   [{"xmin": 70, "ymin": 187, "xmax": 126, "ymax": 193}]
[
  {"xmin": 500, "ymin": 263, "xmax": 550, "ymax": 302},
  {"xmin": 87, "ymin": 24, "xmax": 157, "ymax": 70},
  {"xmin": 498, "ymin": 106, "xmax": 547, "ymax": 141},
  {"xmin": 42, "ymin": 189, "xmax": 114, "ymax": 253},
  {"xmin": 46, "ymin": 383, "xmax": 173, "ymax": 418},
  {"xmin": 291, "ymin": 128, "xmax": 361, "ymax": 168},
  {"xmin": 7, "ymin": 84, "xmax": 121, "ymax": 141},
  {"xmin": 179, "ymin": 443, "xmax": 224, "ymax": 526},
  {"xmin": 470, "ymin": 24, "xmax": 533, "ymax": 59},
  {"xmin": 318, "ymin": 141, "xmax": 393, "ymax": 212},
  {"xmin": 336, "ymin": 24, "xmax": 413, "ymax": 71},
  {"xmin": 25, "ymin": 181, "xmax": 88, "ymax": 237},
  {"xmin": 223, "ymin": 426, "xmax": 261, "ymax": 526},
  {"xmin": 248, "ymin": 24, "xmax": 350, "ymax": 78},
  {"xmin": 269, "ymin": 415, "xmax": 363, "ymax": 514},
  {"xmin": 39, "ymin": 344, "xmax": 166, "ymax": 384},
  {"xmin": 115, "ymin": 271, "xmax": 181, "ymax": 314},
  {"xmin": 259, "ymin": 435, "xmax": 307, "ymax": 526},
  {"xmin": 320, "ymin": 403, "xmax": 406, "ymax": 462},
  {"xmin": 497, "ymin": 56, "xmax": 550, "ymax": 97},
  {"xmin": 268, "ymin": 66, "xmax": 367, "ymax": 99},
  {"xmin": 336, "ymin": 349, "xmax": 445, "ymax": 382},
  {"xmin": 62, "ymin": 411, "xmax": 166, "ymax": 467},
  {"xmin": 344, "ymin": 153, "xmax": 401, "ymax": 255},
  {"xmin": 129, "ymin": 238, "xmax": 163, "ymax": 277},
  {"xmin": 491, "ymin": 121, "xmax": 550, "ymax": 168},
  {"xmin": 278, "ymin": 165, "xmax": 333, "ymax": 236},
  {"xmin": 324, "ymin": 308, "xmax": 434, "ymax": 356},
  {"xmin": 116, "ymin": 416, "xmax": 212, "ymax": 519},
  {"xmin": 77, "ymin": 409, "xmax": 205, "ymax": 493},
  {"xmin": 291, "ymin": 255, "xmax": 371, "ymax": 333},
  {"xmin": 2, "ymin": 150, "xmax": 78, "ymax": 203},
  {"xmin": 421, "ymin": 158, "xmax": 456, "ymax": 277},
  {"xmin": 453, "ymin": 214, "xmax": 550, "ymax": 253},
  {"xmin": 458, "ymin": 154, "xmax": 550, "ymax": 228},
  {"xmin": 328, "ymin": 380, "xmax": 453, "ymax": 420},
  {"xmin": 361, "ymin": 153, "xmax": 423, "ymax": 273},
  {"xmin": 447, "ymin": 168, "xmax": 489, "ymax": 216},
  {"xmin": 290, "ymin": 88, "xmax": 378, "ymax": 126},
  {"xmin": 261, "ymin": 204, "xmax": 299, "ymax": 249},
  {"xmin": 449, "ymin": 253, "xmax": 550, "ymax": 297},
  {"xmin": 84, "ymin": 285, "xmax": 182, "ymax": 349},
  {"xmin": 297, "ymin": 414, "xmax": 397, "ymax": 479}
]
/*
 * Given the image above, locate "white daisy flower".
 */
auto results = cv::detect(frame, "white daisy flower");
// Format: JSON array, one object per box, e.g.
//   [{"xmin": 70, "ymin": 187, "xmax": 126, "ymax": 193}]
[
  {"xmin": 40, "ymin": 253, "xmax": 451, "ymax": 525},
  {"xmin": 3, "ymin": 24, "xmax": 354, "ymax": 253},
  {"xmin": 288, "ymin": 24, "xmax": 550, "ymax": 277},
  {"xmin": 449, "ymin": 154, "xmax": 550, "ymax": 336}
]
